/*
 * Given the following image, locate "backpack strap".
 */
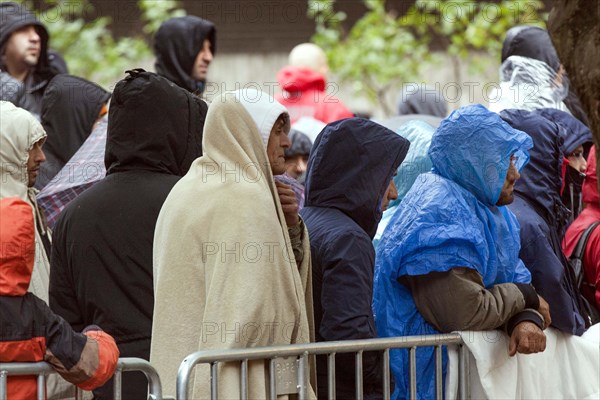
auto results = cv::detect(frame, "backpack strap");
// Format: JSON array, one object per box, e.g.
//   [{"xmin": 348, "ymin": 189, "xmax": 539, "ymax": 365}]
[
  {"xmin": 571, "ymin": 221, "xmax": 600, "ymax": 290},
  {"xmin": 572, "ymin": 222, "xmax": 600, "ymax": 261}
]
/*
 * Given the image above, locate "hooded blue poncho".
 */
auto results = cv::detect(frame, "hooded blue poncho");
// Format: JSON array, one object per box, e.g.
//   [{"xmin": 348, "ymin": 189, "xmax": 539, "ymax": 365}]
[{"xmin": 373, "ymin": 104, "xmax": 533, "ymax": 400}]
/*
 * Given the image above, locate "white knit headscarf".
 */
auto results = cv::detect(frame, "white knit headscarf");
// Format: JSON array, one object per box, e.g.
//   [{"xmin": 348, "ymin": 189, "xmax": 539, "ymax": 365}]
[{"xmin": 233, "ymin": 88, "xmax": 289, "ymax": 145}]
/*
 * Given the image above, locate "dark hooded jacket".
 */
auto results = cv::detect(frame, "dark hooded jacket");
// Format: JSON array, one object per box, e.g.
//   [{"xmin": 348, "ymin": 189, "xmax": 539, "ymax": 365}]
[
  {"xmin": 0, "ymin": 2, "xmax": 59, "ymax": 117},
  {"xmin": 501, "ymin": 109, "xmax": 587, "ymax": 335},
  {"xmin": 36, "ymin": 74, "xmax": 110, "ymax": 189},
  {"xmin": 49, "ymin": 70, "xmax": 207, "ymax": 399},
  {"xmin": 154, "ymin": 16, "xmax": 216, "ymax": 93},
  {"xmin": 300, "ymin": 118, "xmax": 410, "ymax": 399},
  {"xmin": 501, "ymin": 25, "xmax": 589, "ymax": 126},
  {"xmin": 536, "ymin": 108, "xmax": 593, "ymax": 222}
]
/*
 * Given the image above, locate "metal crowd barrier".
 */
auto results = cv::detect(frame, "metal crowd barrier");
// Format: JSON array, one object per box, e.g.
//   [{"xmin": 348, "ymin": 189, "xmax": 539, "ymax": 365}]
[
  {"xmin": 176, "ymin": 333, "xmax": 469, "ymax": 400},
  {"xmin": 0, "ymin": 357, "xmax": 162, "ymax": 400}
]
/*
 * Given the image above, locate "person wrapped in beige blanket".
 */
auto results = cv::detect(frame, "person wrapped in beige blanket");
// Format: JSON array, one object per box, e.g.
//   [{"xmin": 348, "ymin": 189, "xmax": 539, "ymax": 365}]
[{"xmin": 151, "ymin": 89, "xmax": 316, "ymax": 398}]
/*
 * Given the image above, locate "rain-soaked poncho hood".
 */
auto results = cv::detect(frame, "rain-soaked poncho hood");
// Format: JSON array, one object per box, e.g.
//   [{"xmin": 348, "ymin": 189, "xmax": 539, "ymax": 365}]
[
  {"xmin": 499, "ymin": 25, "xmax": 590, "ymax": 125},
  {"xmin": 391, "ymin": 120, "xmax": 435, "ymax": 205},
  {"xmin": 489, "ymin": 55, "xmax": 569, "ymax": 114},
  {"xmin": 501, "ymin": 26, "xmax": 561, "ymax": 72},
  {"xmin": 373, "ymin": 120, "xmax": 435, "ymax": 248},
  {"xmin": 304, "ymin": 118, "xmax": 410, "ymax": 238},
  {"xmin": 501, "ymin": 109, "xmax": 567, "ymax": 225},
  {"xmin": 430, "ymin": 104, "xmax": 532, "ymax": 206},
  {"xmin": 154, "ymin": 16, "xmax": 216, "ymax": 93},
  {"xmin": 390, "ymin": 104, "xmax": 533, "ymax": 277},
  {"xmin": 373, "ymin": 105, "xmax": 532, "ymax": 400},
  {"xmin": 105, "ymin": 70, "xmax": 207, "ymax": 176}
]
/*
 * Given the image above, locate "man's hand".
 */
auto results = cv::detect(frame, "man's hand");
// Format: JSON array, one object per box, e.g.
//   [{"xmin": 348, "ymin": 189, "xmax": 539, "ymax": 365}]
[
  {"xmin": 508, "ymin": 321, "xmax": 546, "ymax": 357},
  {"xmin": 275, "ymin": 180, "xmax": 299, "ymax": 227},
  {"xmin": 537, "ymin": 295, "xmax": 551, "ymax": 329}
]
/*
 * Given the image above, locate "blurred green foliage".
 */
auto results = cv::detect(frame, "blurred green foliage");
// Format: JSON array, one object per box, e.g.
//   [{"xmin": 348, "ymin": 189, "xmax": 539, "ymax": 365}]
[
  {"xmin": 16, "ymin": 0, "xmax": 185, "ymax": 88},
  {"xmin": 309, "ymin": 0, "xmax": 545, "ymax": 115}
]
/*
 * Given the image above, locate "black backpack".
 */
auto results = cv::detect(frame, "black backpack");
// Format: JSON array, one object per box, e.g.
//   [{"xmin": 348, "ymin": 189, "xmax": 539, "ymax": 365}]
[{"xmin": 568, "ymin": 221, "xmax": 600, "ymax": 328}]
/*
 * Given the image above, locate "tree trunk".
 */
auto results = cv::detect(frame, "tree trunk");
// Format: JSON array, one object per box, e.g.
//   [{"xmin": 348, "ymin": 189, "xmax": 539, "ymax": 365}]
[{"xmin": 547, "ymin": 1, "xmax": 600, "ymax": 194}]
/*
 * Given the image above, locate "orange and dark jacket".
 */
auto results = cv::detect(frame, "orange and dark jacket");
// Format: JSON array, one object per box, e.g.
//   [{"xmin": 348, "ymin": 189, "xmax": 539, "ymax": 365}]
[{"xmin": 0, "ymin": 197, "xmax": 119, "ymax": 399}]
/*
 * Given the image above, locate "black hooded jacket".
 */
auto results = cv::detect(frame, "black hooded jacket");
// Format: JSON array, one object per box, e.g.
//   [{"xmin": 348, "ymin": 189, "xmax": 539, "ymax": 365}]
[
  {"xmin": 300, "ymin": 118, "xmax": 410, "ymax": 399},
  {"xmin": 36, "ymin": 74, "xmax": 110, "ymax": 189},
  {"xmin": 154, "ymin": 16, "xmax": 216, "ymax": 93},
  {"xmin": 501, "ymin": 25, "xmax": 590, "ymax": 126},
  {"xmin": 49, "ymin": 70, "xmax": 207, "ymax": 399},
  {"xmin": 501, "ymin": 109, "xmax": 587, "ymax": 335},
  {"xmin": 0, "ymin": 2, "xmax": 59, "ymax": 116}
]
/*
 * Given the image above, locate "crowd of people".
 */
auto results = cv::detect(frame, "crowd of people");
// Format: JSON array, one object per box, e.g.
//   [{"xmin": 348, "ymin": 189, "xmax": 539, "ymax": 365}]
[{"xmin": 1, "ymin": 2, "xmax": 599, "ymax": 399}]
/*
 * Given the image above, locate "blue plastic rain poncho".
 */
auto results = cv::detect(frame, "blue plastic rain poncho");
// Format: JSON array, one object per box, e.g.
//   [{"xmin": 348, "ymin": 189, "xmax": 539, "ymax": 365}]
[
  {"xmin": 373, "ymin": 105, "xmax": 533, "ymax": 400},
  {"xmin": 374, "ymin": 120, "xmax": 435, "ymax": 249}
]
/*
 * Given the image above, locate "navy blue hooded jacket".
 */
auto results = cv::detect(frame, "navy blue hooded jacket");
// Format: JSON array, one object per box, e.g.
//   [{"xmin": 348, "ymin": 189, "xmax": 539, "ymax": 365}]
[
  {"xmin": 501, "ymin": 109, "xmax": 587, "ymax": 335},
  {"xmin": 301, "ymin": 118, "xmax": 410, "ymax": 398},
  {"xmin": 536, "ymin": 108, "xmax": 593, "ymax": 221}
]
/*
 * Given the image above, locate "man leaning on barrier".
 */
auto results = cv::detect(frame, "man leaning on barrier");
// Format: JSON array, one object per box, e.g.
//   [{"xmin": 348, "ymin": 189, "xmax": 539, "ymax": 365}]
[{"xmin": 373, "ymin": 105, "xmax": 551, "ymax": 400}]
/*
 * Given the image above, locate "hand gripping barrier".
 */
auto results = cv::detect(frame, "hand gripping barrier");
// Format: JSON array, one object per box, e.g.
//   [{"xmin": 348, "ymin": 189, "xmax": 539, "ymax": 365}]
[
  {"xmin": 176, "ymin": 333, "xmax": 470, "ymax": 400},
  {"xmin": 0, "ymin": 357, "xmax": 162, "ymax": 400}
]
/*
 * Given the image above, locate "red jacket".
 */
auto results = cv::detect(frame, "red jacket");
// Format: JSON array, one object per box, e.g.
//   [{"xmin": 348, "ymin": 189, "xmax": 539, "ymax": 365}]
[
  {"xmin": 276, "ymin": 66, "xmax": 354, "ymax": 124},
  {"xmin": 0, "ymin": 198, "xmax": 119, "ymax": 399},
  {"xmin": 563, "ymin": 145, "xmax": 600, "ymax": 309}
]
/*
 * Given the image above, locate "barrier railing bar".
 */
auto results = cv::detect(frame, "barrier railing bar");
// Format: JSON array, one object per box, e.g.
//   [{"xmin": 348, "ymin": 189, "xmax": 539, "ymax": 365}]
[
  {"xmin": 356, "ymin": 351, "xmax": 364, "ymax": 400},
  {"xmin": 181, "ymin": 334, "xmax": 462, "ymax": 365},
  {"xmin": 36, "ymin": 374, "xmax": 45, "ymax": 400},
  {"xmin": 0, "ymin": 371, "xmax": 6, "ymax": 400},
  {"xmin": 435, "ymin": 345, "xmax": 443, "ymax": 399},
  {"xmin": 328, "ymin": 352, "xmax": 336, "ymax": 400},
  {"xmin": 240, "ymin": 359, "xmax": 248, "ymax": 400},
  {"xmin": 409, "ymin": 347, "xmax": 417, "ymax": 400},
  {"xmin": 0, "ymin": 358, "xmax": 161, "ymax": 400},
  {"xmin": 458, "ymin": 344, "xmax": 470, "ymax": 399},
  {"xmin": 298, "ymin": 353, "xmax": 308, "ymax": 400},
  {"xmin": 175, "ymin": 334, "xmax": 463, "ymax": 400},
  {"xmin": 383, "ymin": 348, "xmax": 391, "ymax": 400},
  {"xmin": 269, "ymin": 358, "xmax": 277, "ymax": 400},
  {"xmin": 114, "ymin": 367, "xmax": 122, "ymax": 400},
  {"xmin": 210, "ymin": 362, "xmax": 218, "ymax": 400}
]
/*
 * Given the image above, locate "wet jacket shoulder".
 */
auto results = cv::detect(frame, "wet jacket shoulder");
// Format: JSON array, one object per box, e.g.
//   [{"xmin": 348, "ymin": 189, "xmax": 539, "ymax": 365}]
[
  {"xmin": 501, "ymin": 108, "xmax": 586, "ymax": 335},
  {"xmin": 154, "ymin": 16, "xmax": 216, "ymax": 93},
  {"xmin": 0, "ymin": 197, "xmax": 118, "ymax": 399}
]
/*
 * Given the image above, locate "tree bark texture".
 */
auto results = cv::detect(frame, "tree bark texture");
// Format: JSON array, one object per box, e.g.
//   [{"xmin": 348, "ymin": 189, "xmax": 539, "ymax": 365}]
[{"xmin": 548, "ymin": 1, "xmax": 600, "ymax": 194}]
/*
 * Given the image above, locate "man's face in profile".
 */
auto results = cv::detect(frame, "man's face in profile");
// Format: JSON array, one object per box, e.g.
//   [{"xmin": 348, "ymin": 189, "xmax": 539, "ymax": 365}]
[
  {"xmin": 191, "ymin": 39, "xmax": 213, "ymax": 81},
  {"xmin": 496, "ymin": 155, "xmax": 520, "ymax": 206}
]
